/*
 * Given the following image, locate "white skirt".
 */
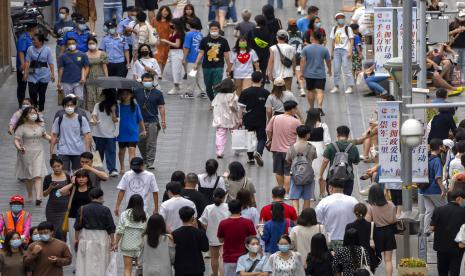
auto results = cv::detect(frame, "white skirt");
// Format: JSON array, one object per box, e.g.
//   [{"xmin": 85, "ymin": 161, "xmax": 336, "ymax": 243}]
[{"xmin": 75, "ymin": 229, "xmax": 112, "ymax": 276}]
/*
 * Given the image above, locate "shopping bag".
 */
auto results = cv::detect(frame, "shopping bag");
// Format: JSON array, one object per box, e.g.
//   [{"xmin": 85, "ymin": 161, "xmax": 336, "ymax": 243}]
[
  {"xmin": 231, "ymin": 129, "xmax": 248, "ymax": 151},
  {"xmin": 106, "ymin": 253, "xmax": 118, "ymax": 276},
  {"xmin": 246, "ymin": 131, "xmax": 257, "ymax": 152},
  {"xmin": 356, "ymin": 72, "xmax": 370, "ymax": 92},
  {"xmin": 92, "ymin": 149, "xmax": 103, "ymax": 168}
]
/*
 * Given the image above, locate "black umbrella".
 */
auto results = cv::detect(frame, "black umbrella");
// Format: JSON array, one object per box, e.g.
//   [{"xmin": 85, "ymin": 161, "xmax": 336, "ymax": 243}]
[{"xmin": 86, "ymin": 77, "xmax": 143, "ymax": 89}]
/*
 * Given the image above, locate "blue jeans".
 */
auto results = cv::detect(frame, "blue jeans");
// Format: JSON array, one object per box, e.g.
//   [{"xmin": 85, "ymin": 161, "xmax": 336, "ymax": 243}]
[
  {"xmin": 333, "ymin": 48, "xmax": 354, "ymax": 87},
  {"xmin": 454, "ymin": 47, "xmax": 465, "ymax": 82},
  {"xmin": 104, "ymin": 6, "xmax": 123, "ymax": 24},
  {"xmin": 93, "ymin": 137, "xmax": 117, "ymax": 173},
  {"xmin": 226, "ymin": 1, "xmax": 237, "ymax": 22},
  {"xmin": 208, "ymin": 5, "xmax": 216, "ymax": 21},
  {"xmin": 203, "ymin": 67, "xmax": 224, "ymax": 101},
  {"xmin": 365, "ymin": 75, "xmax": 388, "ymax": 94},
  {"xmin": 267, "ymin": 0, "xmax": 283, "ymax": 9}
]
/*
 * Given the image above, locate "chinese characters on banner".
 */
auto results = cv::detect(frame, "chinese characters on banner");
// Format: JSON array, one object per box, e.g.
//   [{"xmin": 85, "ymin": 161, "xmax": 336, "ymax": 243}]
[
  {"xmin": 378, "ymin": 101, "xmax": 402, "ymax": 183},
  {"xmin": 374, "ymin": 8, "xmax": 393, "ymax": 74},
  {"xmin": 397, "ymin": 8, "xmax": 417, "ymax": 62},
  {"xmin": 411, "ymin": 130, "xmax": 429, "ymax": 183}
]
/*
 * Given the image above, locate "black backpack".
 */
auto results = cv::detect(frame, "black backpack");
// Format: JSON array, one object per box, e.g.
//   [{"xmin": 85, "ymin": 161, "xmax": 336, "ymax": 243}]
[{"xmin": 198, "ymin": 176, "xmax": 221, "ymax": 204}]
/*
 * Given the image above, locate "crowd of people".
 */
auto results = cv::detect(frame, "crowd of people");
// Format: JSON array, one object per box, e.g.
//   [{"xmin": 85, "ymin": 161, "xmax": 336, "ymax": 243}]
[{"xmin": 5, "ymin": 0, "xmax": 465, "ymax": 275}]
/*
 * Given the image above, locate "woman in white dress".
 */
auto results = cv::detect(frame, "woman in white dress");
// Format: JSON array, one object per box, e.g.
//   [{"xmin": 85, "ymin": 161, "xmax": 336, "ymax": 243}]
[
  {"xmin": 133, "ymin": 44, "xmax": 161, "ymax": 84},
  {"xmin": 305, "ymin": 108, "xmax": 331, "ymax": 199}
]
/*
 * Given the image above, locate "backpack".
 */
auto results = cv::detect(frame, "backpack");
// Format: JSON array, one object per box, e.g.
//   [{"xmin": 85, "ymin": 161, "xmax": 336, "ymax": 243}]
[
  {"xmin": 146, "ymin": 22, "xmax": 158, "ymax": 46},
  {"xmin": 198, "ymin": 176, "xmax": 221, "ymax": 204},
  {"xmin": 290, "ymin": 145, "xmax": 314, "ymax": 186},
  {"xmin": 57, "ymin": 114, "xmax": 83, "ymax": 137},
  {"xmin": 329, "ymin": 142, "xmax": 353, "ymax": 179},
  {"xmin": 332, "ymin": 25, "xmax": 350, "ymax": 37}
]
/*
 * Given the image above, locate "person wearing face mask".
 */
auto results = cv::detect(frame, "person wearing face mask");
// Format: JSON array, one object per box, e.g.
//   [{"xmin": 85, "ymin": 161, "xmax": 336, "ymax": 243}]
[
  {"xmin": 50, "ymin": 96, "xmax": 92, "ymax": 173},
  {"xmin": 52, "ymin": 7, "xmax": 76, "ymax": 60},
  {"xmin": 16, "ymin": 22, "xmax": 38, "ymax": 109},
  {"xmin": 133, "ymin": 73, "xmax": 166, "ymax": 169},
  {"xmin": 117, "ymin": 6, "xmax": 139, "ymax": 62},
  {"xmin": 100, "ymin": 21, "xmax": 131, "ymax": 77},
  {"xmin": 13, "ymin": 107, "xmax": 50, "ymax": 205},
  {"xmin": 85, "ymin": 36, "xmax": 109, "ymax": 112},
  {"xmin": 73, "ymin": 0, "xmax": 97, "ymax": 34},
  {"xmin": 0, "ymin": 231, "xmax": 27, "ymax": 276},
  {"xmin": 287, "ymin": 19, "xmax": 306, "ymax": 97},
  {"xmin": 263, "ymin": 235, "xmax": 305, "ymax": 276},
  {"xmin": 303, "ymin": 16, "xmax": 327, "ymax": 46},
  {"xmin": 0, "ymin": 196, "xmax": 32, "ymax": 245},
  {"xmin": 236, "ymin": 236, "xmax": 268, "ymax": 275},
  {"xmin": 57, "ymin": 37, "xmax": 90, "ymax": 104},
  {"xmin": 229, "ymin": 37, "xmax": 260, "ymax": 96},
  {"xmin": 450, "ymin": 13, "xmax": 465, "ymax": 84},
  {"xmin": 267, "ymin": 30, "xmax": 296, "ymax": 91},
  {"xmin": 115, "ymin": 157, "xmax": 159, "ymax": 216},
  {"xmin": 24, "ymin": 221, "xmax": 72, "ymax": 276},
  {"xmin": 330, "ymin": 13, "xmax": 355, "ymax": 94},
  {"xmin": 133, "ymin": 44, "xmax": 161, "ymax": 82},
  {"xmin": 296, "ymin": 6, "xmax": 319, "ymax": 34},
  {"xmin": 61, "ymin": 17, "xmax": 91, "ymax": 53},
  {"xmin": 182, "ymin": 18, "xmax": 204, "ymax": 98},
  {"xmin": 194, "ymin": 21, "xmax": 232, "ymax": 101},
  {"xmin": 8, "ymin": 98, "xmax": 32, "ymax": 135}
]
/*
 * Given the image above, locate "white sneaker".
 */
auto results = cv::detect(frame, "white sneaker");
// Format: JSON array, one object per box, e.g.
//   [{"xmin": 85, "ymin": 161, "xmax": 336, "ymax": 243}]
[
  {"xmin": 345, "ymin": 87, "xmax": 353, "ymax": 94},
  {"xmin": 167, "ymin": 88, "xmax": 177, "ymax": 95},
  {"xmin": 330, "ymin": 87, "xmax": 339, "ymax": 93},
  {"xmin": 300, "ymin": 88, "xmax": 306, "ymax": 97},
  {"xmin": 297, "ymin": 6, "xmax": 302, "ymax": 14}
]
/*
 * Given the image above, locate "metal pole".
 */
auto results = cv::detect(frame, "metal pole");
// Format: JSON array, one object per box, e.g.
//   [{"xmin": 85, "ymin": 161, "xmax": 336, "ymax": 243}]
[
  {"xmin": 401, "ymin": 0, "xmax": 414, "ymax": 259},
  {"xmin": 417, "ymin": 0, "xmax": 427, "ymax": 89}
]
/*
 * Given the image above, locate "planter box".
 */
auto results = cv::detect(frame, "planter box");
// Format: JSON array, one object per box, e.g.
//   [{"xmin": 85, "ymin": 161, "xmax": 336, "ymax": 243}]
[{"xmin": 398, "ymin": 266, "xmax": 427, "ymax": 276}]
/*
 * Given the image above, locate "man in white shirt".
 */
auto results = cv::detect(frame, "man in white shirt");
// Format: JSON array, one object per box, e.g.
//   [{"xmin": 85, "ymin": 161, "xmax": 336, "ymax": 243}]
[
  {"xmin": 329, "ymin": 13, "xmax": 355, "ymax": 94},
  {"xmin": 115, "ymin": 157, "xmax": 159, "ymax": 215},
  {"xmin": 160, "ymin": 181, "xmax": 197, "ymax": 233},
  {"xmin": 315, "ymin": 177, "xmax": 358, "ymax": 251},
  {"xmin": 267, "ymin": 30, "xmax": 296, "ymax": 91},
  {"xmin": 351, "ymin": 0, "xmax": 371, "ymax": 35}
]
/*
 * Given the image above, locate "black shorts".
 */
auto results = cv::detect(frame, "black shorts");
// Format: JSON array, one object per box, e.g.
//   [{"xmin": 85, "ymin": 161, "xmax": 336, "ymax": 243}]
[
  {"xmin": 374, "ymin": 224, "xmax": 397, "ymax": 252},
  {"xmin": 135, "ymin": 0, "xmax": 158, "ymax": 10},
  {"xmin": 388, "ymin": 189, "xmax": 402, "ymax": 206},
  {"xmin": 118, "ymin": 142, "xmax": 138, "ymax": 148},
  {"xmin": 272, "ymin": 152, "xmax": 291, "ymax": 176},
  {"xmin": 305, "ymin": 78, "xmax": 326, "ymax": 91}
]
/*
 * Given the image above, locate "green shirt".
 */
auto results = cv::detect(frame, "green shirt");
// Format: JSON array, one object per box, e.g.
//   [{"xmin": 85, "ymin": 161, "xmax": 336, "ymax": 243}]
[{"xmin": 323, "ymin": 140, "xmax": 360, "ymax": 179}]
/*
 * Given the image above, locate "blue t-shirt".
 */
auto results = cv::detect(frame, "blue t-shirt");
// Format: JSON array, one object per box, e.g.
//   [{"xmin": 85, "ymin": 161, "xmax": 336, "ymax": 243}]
[
  {"xmin": 301, "ymin": 44, "xmax": 330, "ymax": 79},
  {"xmin": 16, "ymin": 32, "xmax": 33, "ymax": 69},
  {"xmin": 183, "ymin": 30, "xmax": 203, "ymax": 63},
  {"xmin": 100, "ymin": 35, "xmax": 129, "ymax": 63},
  {"xmin": 54, "ymin": 20, "xmax": 77, "ymax": 46},
  {"xmin": 133, "ymin": 88, "xmax": 165, "ymax": 123},
  {"xmin": 63, "ymin": 30, "xmax": 91, "ymax": 52},
  {"xmin": 58, "ymin": 51, "xmax": 89, "ymax": 84},
  {"xmin": 117, "ymin": 103, "xmax": 143, "ymax": 142},
  {"xmin": 297, "ymin": 17, "xmax": 310, "ymax": 34},
  {"xmin": 117, "ymin": 17, "xmax": 135, "ymax": 45},
  {"xmin": 421, "ymin": 154, "xmax": 443, "ymax": 195},
  {"xmin": 353, "ymin": 34, "xmax": 362, "ymax": 54}
]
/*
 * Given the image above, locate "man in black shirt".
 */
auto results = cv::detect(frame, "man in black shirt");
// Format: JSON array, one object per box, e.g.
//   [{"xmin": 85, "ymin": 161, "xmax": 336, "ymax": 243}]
[
  {"xmin": 239, "ymin": 71, "xmax": 270, "ymax": 166},
  {"xmin": 430, "ymin": 189, "xmax": 465, "ymax": 276},
  {"xmin": 181, "ymin": 173, "xmax": 208, "ymax": 218},
  {"xmin": 172, "ymin": 206, "xmax": 209, "ymax": 276}
]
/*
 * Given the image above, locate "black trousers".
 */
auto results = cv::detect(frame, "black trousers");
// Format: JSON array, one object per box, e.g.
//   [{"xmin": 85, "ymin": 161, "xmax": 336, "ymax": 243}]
[
  {"xmin": 16, "ymin": 70, "xmax": 27, "ymax": 107},
  {"xmin": 246, "ymin": 125, "xmax": 267, "ymax": 160},
  {"xmin": 437, "ymin": 250, "xmax": 465, "ymax": 276},
  {"xmin": 107, "ymin": 62, "xmax": 128, "ymax": 77},
  {"xmin": 28, "ymin": 82, "xmax": 48, "ymax": 112}
]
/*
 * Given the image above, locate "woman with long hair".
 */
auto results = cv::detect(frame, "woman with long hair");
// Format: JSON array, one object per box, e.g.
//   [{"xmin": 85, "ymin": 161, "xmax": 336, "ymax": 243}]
[
  {"xmin": 181, "ymin": 4, "xmax": 202, "ymax": 30},
  {"xmin": 0, "ymin": 231, "xmax": 26, "ymax": 276},
  {"xmin": 8, "ymin": 98, "xmax": 32, "ymax": 135},
  {"xmin": 224, "ymin": 161, "xmax": 256, "ymax": 202},
  {"xmin": 262, "ymin": 203, "xmax": 293, "ymax": 254},
  {"xmin": 366, "ymin": 184, "xmax": 396, "ymax": 276},
  {"xmin": 236, "ymin": 189, "xmax": 259, "ymax": 226},
  {"xmin": 263, "ymin": 235, "xmax": 305, "ymax": 276},
  {"xmin": 133, "ymin": 44, "xmax": 161, "ymax": 82},
  {"xmin": 265, "ymin": 77, "xmax": 300, "ymax": 120},
  {"xmin": 305, "ymin": 108, "xmax": 331, "ymax": 198},
  {"xmin": 199, "ymin": 188, "xmax": 229, "ymax": 276},
  {"xmin": 116, "ymin": 194, "xmax": 148, "ymax": 276},
  {"xmin": 23, "ymin": 33, "xmax": 54, "ymax": 113},
  {"xmin": 304, "ymin": 17, "xmax": 327, "ymax": 45},
  {"xmin": 229, "ymin": 36, "xmax": 260, "ymax": 96},
  {"xmin": 152, "ymin": 6, "xmax": 173, "ymax": 75},
  {"xmin": 333, "ymin": 228, "xmax": 372, "ymax": 276},
  {"xmin": 198, "ymin": 159, "xmax": 226, "ymax": 204},
  {"xmin": 91, "ymin": 89, "xmax": 119, "ymax": 176},
  {"xmin": 85, "ymin": 36, "xmax": 108, "ymax": 112},
  {"xmin": 247, "ymin": 15, "xmax": 272, "ymax": 80},
  {"xmin": 289, "ymin": 208, "xmax": 328, "ymax": 267},
  {"xmin": 161, "ymin": 18, "xmax": 186, "ymax": 95},
  {"xmin": 42, "ymin": 157, "xmax": 71, "ymax": 241},
  {"xmin": 236, "ymin": 236, "xmax": 268, "ymax": 274},
  {"xmin": 142, "ymin": 214, "xmax": 174, "ymax": 275},
  {"xmin": 262, "ymin": 4, "xmax": 282, "ymax": 42},
  {"xmin": 306, "ymin": 233, "xmax": 333, "ymax": 275},
  {"xmin": 117, "ymin": 89, "xmax": 146, "ymax": 174},
  {"xmin": 14, "ymin": 106, "xmax": 49, "ymax": 205}
]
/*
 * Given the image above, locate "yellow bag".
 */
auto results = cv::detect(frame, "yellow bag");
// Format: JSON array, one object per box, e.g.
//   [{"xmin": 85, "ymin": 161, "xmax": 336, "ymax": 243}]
[{"xmin": 61, "ymin": 186, "xmax": 76, "ymax": 233}]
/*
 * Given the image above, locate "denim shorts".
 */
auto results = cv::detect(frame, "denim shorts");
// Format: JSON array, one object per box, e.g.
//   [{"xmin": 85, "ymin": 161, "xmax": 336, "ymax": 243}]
[
  {"xmin": 211, "ymin": 5, "xmax": 229, "ymax": 12},
  {"xmin": 289, "ymin": 180, "xmax": 314, "ymax": 200}
]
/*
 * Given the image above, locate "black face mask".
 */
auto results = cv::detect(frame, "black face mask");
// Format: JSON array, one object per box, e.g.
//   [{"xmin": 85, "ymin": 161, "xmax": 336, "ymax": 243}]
[
  {"xmin": 141, "ymin": 51, "xmax": 150, "ymax": 56},
  {"xmin": 132, "ymin": 168, "xmax": 143, "ymax": 174}
]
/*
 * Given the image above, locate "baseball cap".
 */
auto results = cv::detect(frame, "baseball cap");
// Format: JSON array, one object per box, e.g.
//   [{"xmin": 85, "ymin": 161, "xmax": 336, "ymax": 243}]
[
  {"xmin": 273, "ymin": 77, "xmax": 286, "ymax": 87},
  {"xmin": 10, "ymin": 195, "xmax": 24, "ymax": 205},
  {"xmin": 277, "ymin": 29, "xmax": 289, "ymax": 39},
  {"xmin": 334, "ymin": 12, "xmax": 346, "ymax": 19}
]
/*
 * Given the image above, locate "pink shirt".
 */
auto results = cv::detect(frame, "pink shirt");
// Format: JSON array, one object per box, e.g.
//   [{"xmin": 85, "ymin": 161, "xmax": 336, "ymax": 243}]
[{"xmin": 266, "ymin": 114, "xmax": 301, "ymax": 153}]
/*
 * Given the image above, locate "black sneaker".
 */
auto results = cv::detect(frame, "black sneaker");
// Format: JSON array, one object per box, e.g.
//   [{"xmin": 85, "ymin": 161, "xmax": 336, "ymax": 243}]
[
  {"xmin": 319, "ymin": 108, "xmax": 325, "ymax": 116},
  {"xmin": 254, "ymin": 152, "xmax": 264, "ymax": 167},
  {"xmin": 183, "ymin": 73, "xmax": 187, "ymax": 80},
  {"xmin": 363, "ymin": 92, "xmax": 377, "ymax": 97},
  {"xmin": 199, "ymin": 92, "xmax": 208, "ymax": 99},
  {"xmin": 184, "ymin": 93, "xmax": 194, "ymax": 98}
]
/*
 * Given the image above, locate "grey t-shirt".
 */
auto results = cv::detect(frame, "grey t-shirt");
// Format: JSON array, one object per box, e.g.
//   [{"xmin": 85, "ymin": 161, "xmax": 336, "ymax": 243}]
[
  {"xmin": 235, "ymin": 21, "xmax": 256, "ymax": 37},
  {"xmin": 52, "ymin": 114, "xmax": 91, "ymax": 155},
  {"xmin": 264, "ymin": 91, "xmax": 297, "ymax": 113},
  {"xmin": 301, "ymin": 44, "xmax": 330, "ymax": 79}
]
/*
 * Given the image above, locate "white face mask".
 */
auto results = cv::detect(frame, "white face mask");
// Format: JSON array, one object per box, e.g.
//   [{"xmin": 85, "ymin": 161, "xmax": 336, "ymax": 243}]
[
  {"xmin": 78, "ymin": 24, "xmax": 87, "ymax": 31},
  {"xmin": 65, "ymin": 106, "xmax": 75, "ymax": 114},
  {"xmin": 59, "ymin": 13, "xmax": 66, "ymax": 20},
  {"xmin": 210, "ymin": 31, "xmax": 219, "ymax": 37},
  {"xmin": 28, "ymin": 114, "xmax": 38, "ymax": 121},
  {"xmin": 248, "ymin": 245, "xmax": 260, "ymax": 253},
  {"xmin": 88, "ymin": 44, "xmax": 97, "ymax": 50},
  {"xmin": 68, "ymin": 44, "xmax": 77, "ymax": 51},
  {"xmin": 109, "ymin": 28, "xmax": 116, "ymax": 35}
]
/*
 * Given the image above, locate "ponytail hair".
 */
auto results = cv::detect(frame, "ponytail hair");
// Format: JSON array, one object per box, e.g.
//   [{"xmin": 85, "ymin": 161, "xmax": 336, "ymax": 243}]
[
  {"xmin": 353, "ymin": 203, "xmax": 367, "ymax": 219},
  {"xmin": 212, "ymin": 188, "xmax": 226, "ymax": 206}
]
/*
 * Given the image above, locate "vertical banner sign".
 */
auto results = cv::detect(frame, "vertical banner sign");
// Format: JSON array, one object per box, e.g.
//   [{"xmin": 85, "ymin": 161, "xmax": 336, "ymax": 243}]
[
  {"xmin": 397, "ymin": 8, "xmax": 418, "ymax": 62},
  {"xmin": 411, "ymin": 129, "xmax": 429, "ymax": 183},
  {"xmin": 378, "ymin": 101, "xmax": 402, "ymax": 183},
  {"xmin": 374, "ymin": 8, "xmax": 393, "ymax": 74}
]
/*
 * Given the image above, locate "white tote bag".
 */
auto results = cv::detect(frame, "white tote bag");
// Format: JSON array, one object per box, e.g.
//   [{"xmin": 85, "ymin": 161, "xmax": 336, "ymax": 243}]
[
  {"xmin": 246, "ymin": 131, "xmax": 258, "ymax": 152},
  {"xmin": 231, "ymin": 129, "xmax": 248, "ymax": 151}
]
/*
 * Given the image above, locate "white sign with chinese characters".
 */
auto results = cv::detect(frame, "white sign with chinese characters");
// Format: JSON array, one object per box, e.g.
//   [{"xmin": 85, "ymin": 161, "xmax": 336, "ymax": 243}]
[
  {"xmin": 378, "ymin": 101, "xmax": 402, "ymax": 183},
  {"xmin": 411, "ymin": 129, "xmax": 429, "ymax": 183},
  {"xmin": 374, "ymin": 8, "xmax": 393, "ymax": 75}
]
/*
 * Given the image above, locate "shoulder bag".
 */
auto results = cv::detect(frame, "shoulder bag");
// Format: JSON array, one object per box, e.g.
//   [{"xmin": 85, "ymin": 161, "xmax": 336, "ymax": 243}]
[
  {"xmin": 61, "ymin": 186, "xmax": 76, "ymax": 233},
  {"xmin": 275, "ymin": 44, "xmax": 293, "ymax": 68},
  {"xmin": 359, "ymin": 247, "xmax": 374, "ymax": 275},
  {"xmin": 247, "ymin": 259, "xmax": 260, "ymax": 272}
]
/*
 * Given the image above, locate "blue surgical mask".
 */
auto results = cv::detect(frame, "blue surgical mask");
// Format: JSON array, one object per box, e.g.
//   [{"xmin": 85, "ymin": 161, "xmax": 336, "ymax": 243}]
[
  {"xmin": 78, "ymin": 24, "xmax": 87, "ymax": 31},
  {"xmin": 32, "ymin": 234, "xmax": 41, "ymax": 242},
  {"xmin": 278, "ymin": 244, "xmax": 290, "ymax": 253},
  {"xmin": 143, "ymin": 82, "xmax": 153, "ymax": 89},
  {"xmin": 10, "ymin": 239, "xmax": 22, "ymax": 248},
  {"xmin": 315, "ymin": 22, "xmax": 322, "ymax": 28},
  {"xmin": 40, "ymin": 234, "xmax": 51, "ymax": 242},
  {"xmin": 337, "ymin": 19, "xmax": 345, "ymax": 25},
  {"xmin": 11, "ymin": 205, "xmax": 23, "ymax": 214}
]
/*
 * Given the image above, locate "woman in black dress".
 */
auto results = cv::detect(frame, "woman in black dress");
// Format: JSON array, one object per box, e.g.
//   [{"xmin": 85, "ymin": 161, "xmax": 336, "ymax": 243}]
[
  {"xmin": 246, "ymin": 15, "xmax": 272, "ymax": 80},
  {"xmin": 261, "ymin": 4, "xmax": 282, "ymax": 44},
  {"xmin": 42, "ymin": 157, "xmax": 71, "ymax": 241}
]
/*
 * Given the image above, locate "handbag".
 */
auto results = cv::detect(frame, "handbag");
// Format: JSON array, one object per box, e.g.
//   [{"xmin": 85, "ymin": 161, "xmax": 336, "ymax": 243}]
[
  {"xmin": 61, "ymin": 186, "xmax": 76, "ymax": 233},
  {"xmin": 359, "ymin": 247, "xmax": 374, "ymax": 275},
  {"xmin": 91, "ymin": 145, "xmax": 103, "ymax": 168},
  {"xmin": 231, "ymin": 129, "xmax": 248, "ymax": 151},
  {"xmin": 247, "ymin": 259, "xmax": 260, "ymax": 272},
  {"xmin": 275, "ymin": 44, "xmax": 293, "ymax": 68},
  {"xmin": 246, "ymin": 131, "xmax": 257, "ymax": 152}
]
